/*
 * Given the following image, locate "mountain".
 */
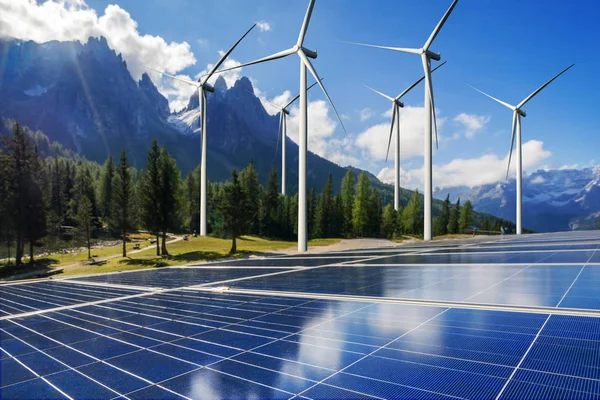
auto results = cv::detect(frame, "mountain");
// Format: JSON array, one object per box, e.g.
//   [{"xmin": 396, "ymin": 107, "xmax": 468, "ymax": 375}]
[
  {"xmin": 1, "ymin": 36, "xmax": 512, "ymax": 227},
  {"xmin": 0, "ymin": 37, "xmax": 384, "ymax": 195},
  {"xmin": 434, "ymin": 167, "xmax": 600, "ymax": 232}
]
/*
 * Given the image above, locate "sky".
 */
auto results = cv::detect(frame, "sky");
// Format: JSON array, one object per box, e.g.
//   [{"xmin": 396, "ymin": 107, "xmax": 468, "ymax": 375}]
[{"xmin": 1, "ymin": 0, "xmax": 599, "ymax": 191}]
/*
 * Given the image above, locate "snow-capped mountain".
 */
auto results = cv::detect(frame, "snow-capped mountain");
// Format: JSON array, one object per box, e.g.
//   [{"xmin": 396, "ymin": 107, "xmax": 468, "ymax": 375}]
[
  {"xmin": 434, "ymin": 167, "xmax": 600, "ymax": 232},
  {"xmin": 0, "ymin": 37, "xmax": 389, "ymax": 196}
]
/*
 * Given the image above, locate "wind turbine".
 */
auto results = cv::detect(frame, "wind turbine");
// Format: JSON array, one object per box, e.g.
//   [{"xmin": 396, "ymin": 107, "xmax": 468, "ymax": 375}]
[
  {"xmin": 363, "ymin": 61, "xmax": 447, "ymax": 211},
  {"xmin": 148, "ymin": 23, "xmax": 256, "ymax": 237},
  {"xmin": 212, "ymin": 0, "xmax": 346, "ymax": 252},
  {"xmin": 252, "ymin": 80, "xmax": 320, "ymax": 195},
  {"xmin": 346, "ymin": 0, "xmax": 459, "ymax": 241},
  {"xmin": 469, "ymin": 64, "xmax": 574, "ymax": 235}
]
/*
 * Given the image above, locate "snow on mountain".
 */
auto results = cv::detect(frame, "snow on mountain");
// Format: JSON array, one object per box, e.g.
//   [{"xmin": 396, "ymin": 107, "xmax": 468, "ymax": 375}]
[{"xmin": 435, "ymin": 167, "xmax": 600, "ymax": 232}]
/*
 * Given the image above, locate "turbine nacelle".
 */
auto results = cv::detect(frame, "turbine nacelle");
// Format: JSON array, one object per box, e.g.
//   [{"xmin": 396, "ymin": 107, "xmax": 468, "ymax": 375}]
[
  {"xmin": 425, "ymin": 50, "xmax": 441, "ymax": 61},
  {"xmin": 517, "ymin": 108, "xmax": 527, "ymax": 117},
  {"xmin": 203, "ymin": 83, "xmax": 215, "ymax": 93},
  {"xmin": 302, "ymin": 47, "xmax": 318, "ymax": 59},
  {"xmin": 396, "ymin": 100, "xmax": 405, "ymax": 108}
]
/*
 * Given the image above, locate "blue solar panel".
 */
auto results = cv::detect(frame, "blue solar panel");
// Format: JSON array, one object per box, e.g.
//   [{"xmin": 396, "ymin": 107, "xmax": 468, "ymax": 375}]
[
  {"xmin": 68, "ymin": 266, "xmax": 292, "ymax": 288},
  {"xmin": 2, "ymin": 231, "xmax": 600, "ymax": 398},
  {"xmin": 0, "ymin": 281, "xmax": 142, "ymax": 316}
]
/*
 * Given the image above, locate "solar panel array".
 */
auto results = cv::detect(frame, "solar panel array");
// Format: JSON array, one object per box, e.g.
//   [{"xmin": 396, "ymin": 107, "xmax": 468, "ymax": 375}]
[{"xmin": 1, "ymin": 231, "xmax": 600, "ymax": 399}]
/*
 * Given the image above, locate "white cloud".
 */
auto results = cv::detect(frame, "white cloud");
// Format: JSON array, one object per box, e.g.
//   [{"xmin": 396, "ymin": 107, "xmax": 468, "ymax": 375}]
[
  {"xmin": 453, "ymin": 113, "xmax": 490, "ymax": 139},
  {"xmin": 195, "ymin": 51, "xmax": 243, "ymax": 89},
  {"xmin": 0, "ymin": 0, "xmax": 197, "ymax": 111},
  {"xmin": 359, "ymin": 108, "xmax": 375, "ymax": 122},
  {"xmin": 388, "ymin": 140, "xmax": 552, "ymax": 190},
  {"xmin": 256, "ymin": 21, "xmax": 271, "ymax": 32},
  {"xmin": 284, "ymin": 99, "xmax": 352, "ymax": 165},
  {"xmin": 355, "ymin": 106, "xmax": 446, "ymax": 161}
]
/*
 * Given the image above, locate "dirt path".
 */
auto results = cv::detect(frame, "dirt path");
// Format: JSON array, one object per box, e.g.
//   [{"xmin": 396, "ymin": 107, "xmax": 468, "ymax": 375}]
[{"xmin": 59, "ymin": 236, "xmax": 184, "ymax": 271}]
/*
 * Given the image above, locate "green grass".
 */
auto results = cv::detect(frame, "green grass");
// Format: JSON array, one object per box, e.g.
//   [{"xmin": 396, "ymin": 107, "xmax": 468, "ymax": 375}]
[{"xmin": 56, "ymin": 236, "xmax": 341, "ymax": 277}]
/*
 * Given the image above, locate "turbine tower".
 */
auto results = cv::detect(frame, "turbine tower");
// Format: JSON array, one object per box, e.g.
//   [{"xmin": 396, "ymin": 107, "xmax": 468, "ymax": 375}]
[
  {"xmin": 346, "ymin": 0, "xmax": 459, "ymax": 241},
  {"xmin": 469, "ymin": 64, "xmax": 574, "ymax": 235},
  {"xmin": 213, "ymin": 0, "xmax": 346, "ymax": 252},
  {"xmin": 362, "ymin": 61, "xmax": 446, "ymax": 211},
  {"xmin": 252, "ymin": 81, "xmax": 319, "ymax": 195},
  {"xmin": 148, "ymin": 24, "xmax": 256, "ymax": 237}
]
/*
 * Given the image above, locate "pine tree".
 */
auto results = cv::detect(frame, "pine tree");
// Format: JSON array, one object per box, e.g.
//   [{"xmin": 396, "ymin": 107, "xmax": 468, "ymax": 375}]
[
  {"xmin": 140, "ymin": 140, "xmax": 162, "ymax": 255},
  {"xmin": 262, "ymin": 165, "xmax": 280, "ymax": 237},
  {"xmin": 313, "ymin": 174, "xmax": 333, "ymax": 238},
  {"xmin": 331, "ymin": 194, "xmax": 343, "ymax": 238},
  {"xmin": 396, "ymin": 205, "xmax": 404, "ymax": 235},
  {"xmin": 2, "ymin": 123, "xmax": 46, "ymax": 266},
  {"xmin": 459, "ymin": 200, "xmax": 474, "ymax": 232},
  {"xmin": 438, "ymin": 194, "xmax": 451, "ymax": 236},
  {"xmin": 184, "ymin": 170, "xmax": 199, "ymax": 234},
  {"xmin": 341, "ymin": 170, "xmax": 355, "ymax": 237},
  {"xmin": 100, "ymin": 156, "xmax": 115, "ymax": 221},
  {"xmin": 110, "ymin": 149, "xmax": 134, "ymax": 257},
  {"xmin": 308, "ymin": 188, "xmax": 317, "ymax": 239},
  {"xmin": 240, "ymin": 159, "xmax": 261, "ymax": 235},
  {"xmin": 447, "ymin": 198, "xmax": 460, "ymax": 234},
  {"xmin": 352, "ymin": 172, "xmax": 370, "ymax": 237},
  {"xmin": 403, "ymin": 190, "xmax": 422, "ymax": 235},
  {"xmin": 49, "ymin": 158, "xmax": 65, "ymax": 230},
  {"xmin": 482, "ymin": 217, "xmax": 490, "ymax": 232},
  {"xmin": 381, "ymin": 204, "xmax": 397, "ymax": 239},
  {"xmin": 368, "ymin": 188, "xmax": 382, "ymax": 237},
  {"xmin": 219, "ymin": 169, "xmax": 250, "ymax": 254},
  {"xmin": 74, "ymin": 195, "xmax": 93, "ymax": 259},
  {"xmin": 158, "ymin": 147, "xmax": 183, "ymax": 255}
]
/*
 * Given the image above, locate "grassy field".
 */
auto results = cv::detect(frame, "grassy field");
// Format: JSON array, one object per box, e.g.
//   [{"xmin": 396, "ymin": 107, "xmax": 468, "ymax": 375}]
[{"xmin": 3, "ymin": 236, "xmax": 340, "ymax": 277}]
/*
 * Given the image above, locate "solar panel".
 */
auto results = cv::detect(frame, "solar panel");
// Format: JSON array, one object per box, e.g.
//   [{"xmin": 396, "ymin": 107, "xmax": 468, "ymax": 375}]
[{"xmin": 1, "ymin": 230, "xmax": 600, "ymax": 399}]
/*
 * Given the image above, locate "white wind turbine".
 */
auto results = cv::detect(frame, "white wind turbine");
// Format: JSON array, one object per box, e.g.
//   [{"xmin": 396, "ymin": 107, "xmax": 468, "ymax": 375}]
[
  {"xmin": 213, "ymin": 0, "xmax": 346, "ymax": 252},
  {"xmin": 346, "ymin": 0, "xmax": 459, "ymax": 241},
  {"xmin": 253, "ymin": 81, "xmax": 319, "ymax": 196},
  {"xmin": 363, "ymin": 61, "xmax": 446, "ymax": 211},
  {"xmin": 148, "ymin": 24, "xmax": 256, "ymax": 237},
  {"xmin": 469, "ymin": 64, "xmax": 574, "ymax": 235}
]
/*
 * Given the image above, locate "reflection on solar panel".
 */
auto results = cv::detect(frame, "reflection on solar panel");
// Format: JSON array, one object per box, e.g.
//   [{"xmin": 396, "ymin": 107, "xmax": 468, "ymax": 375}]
[{"xmin": 1, "ymin": 230, "xmax": 600, "ymax": 399}]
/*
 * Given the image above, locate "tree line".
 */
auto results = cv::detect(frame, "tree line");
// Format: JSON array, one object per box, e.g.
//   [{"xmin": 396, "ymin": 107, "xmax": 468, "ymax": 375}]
[{"xmin": 0, "ymin": 122, "xmax": 513, "ymax": 265}]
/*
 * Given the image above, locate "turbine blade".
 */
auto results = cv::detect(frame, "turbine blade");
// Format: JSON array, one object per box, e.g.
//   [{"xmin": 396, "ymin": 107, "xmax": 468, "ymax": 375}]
[
  {"xmin": 297, "ymin": 0, "xmax": 316, "ymax": 46},
  {"xmin": 283, "ymin": 79, "xmax": 321, "ymax": 110},
  {"xmin": 517, "ymin": 64, "xmax": 575, "ymax": 109},
  {"xmin": 146, "ymin": 66, "xmax": 200, "ymax": 87},
  {"xmin": 396, "ymin": 61, "xmax": 447, "ymax": 100},
  {"xmin": 343, "ymin": 41, "xmax": 421, "ymax": 55},
  {"xmin": 202, "ymin": 47, "xmax": 297, "ymax": 79},
  {"xmin": 468, "ymin": 85, "xmax": 515, "ymax": 110},
  {"xmin": 251, "ymin": 90, "xmax": 283, "ymax": 111},
  {"xmin": 386, "ymin": 105, "xmax": 397, "ymax": 163},
  {"xmin": 506, "ymin": 111, "xmax": 518, "ymax": 180},
  {"xmin": 424, "ymin": 0, "xmax": 459, "ymax": 50},
  {"xmin": 201, "ymin": 23, "xmax": 256, "ymax": 84},
  {"xmin": 273, "ymin": 113, "xmax": 283, "ymax": 164},
  {"xmin": 362, "ymin": 83, "xmax": 395, "ymax": 102},
  {"xmin": 299, "ymin": 51, "xmax": 348, "ymax": 134}
]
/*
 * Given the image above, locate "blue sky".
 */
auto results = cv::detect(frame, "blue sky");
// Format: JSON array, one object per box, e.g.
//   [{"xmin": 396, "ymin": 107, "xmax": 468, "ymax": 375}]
[{"xmin": 4, "ymin": 0, "xmax": 600, "ymax": 189}]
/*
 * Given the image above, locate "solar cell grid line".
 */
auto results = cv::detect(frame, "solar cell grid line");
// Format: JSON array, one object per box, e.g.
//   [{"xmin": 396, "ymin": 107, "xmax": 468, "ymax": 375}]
[
  {"xmin": 459, "ymin": 251, "xmax": 559, "ymax": 303},
  {"xmin": 1, "ymin": 295, "xmax": 326, "ymax": 400},
  {"xmin": 4, "ymin": 282, "xmax": 134, "ymax": 306},
  {"xmin": 0, "ymin": 346, "xmax": 74, "ymax": 400},
  {"xmin": 555, "ymin": 247, "xmax": 598, "ymax": 308},
  {"xmin": 120, "ymin": 298, "xmax": 381, "ymax": 399},
  {"xmin": 0, "ymin": 328, "xmax": 134, "ymax": 399},
  {"xmin": 0, "ymin": 266, "xmax": 326, "ymax": 321},
  {"xmin": 493, "ymin": 315, "xmax": 552, "ymax": 400},
  {"xmin": 290, "ymin": 307, "xmax": 452, "ymax": 400}
]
